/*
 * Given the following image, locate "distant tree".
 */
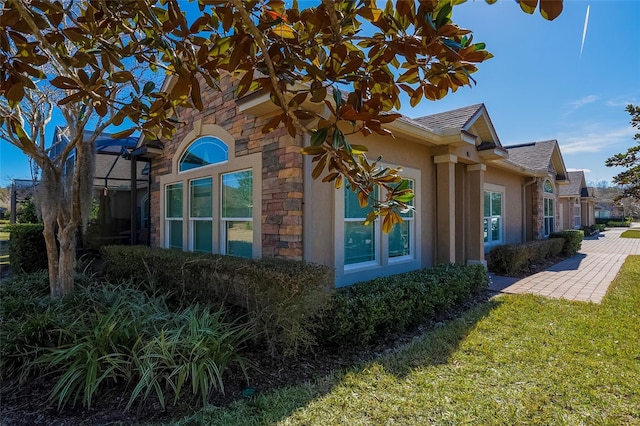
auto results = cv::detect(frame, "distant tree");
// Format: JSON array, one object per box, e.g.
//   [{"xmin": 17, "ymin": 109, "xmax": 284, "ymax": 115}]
[
  {"xmin": 16, "ymin": 197, "xmax": 39, "ymax": 223},
  {"xmin": 1, "ymin": 0, "xmax": 563, "ymax": 297},
  {"xmin": 605, "ymin": 105, "xmax": 640, "ymax": 200}
]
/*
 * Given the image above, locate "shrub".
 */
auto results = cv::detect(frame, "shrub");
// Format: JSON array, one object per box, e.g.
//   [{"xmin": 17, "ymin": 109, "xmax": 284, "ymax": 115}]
[
  {"xmin": 606, "ymin": 220, "xmax": 631, "ymax": 228},
  {"xmin": 100, "ymin": 245, "xmax": 334, "ymax": 356},
  {"xmin": 8, "ymin": 223, "xmax": 47, "ymax": 273},
  {"xmin": 549, "ymin": 229, "xmax": 584, "ymax": 256},
  {"xmin": 0, "ymin": 273, "xmax": 253, "ymax": 410},
  {"xmin": 487, "ymin": 244, "xmax": 531, "ymax": 276},
  {"xmin": 547, "ymin": 238, "xmax": 565, "ymax": 257},
  {"xmin": 320, "ymin": 264, "xmax": 488, "ymax": 347}
]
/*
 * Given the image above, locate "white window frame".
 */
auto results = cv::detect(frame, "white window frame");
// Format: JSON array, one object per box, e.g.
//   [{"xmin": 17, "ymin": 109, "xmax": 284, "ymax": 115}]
[
  {"xmin": 165, "ymin": 182, "xmax": 183, "ymax": 250},
  {"xmin": 220, "ymin": 169, "xmax": 254, "ymax": 257},
  {"xmin": 335, "ymin": 165, "xmax": 421, "ymax": 286},
  {"xmin": 159, "ymin": 124, "xmax": 261, "ymax": 259},
  {"xmin": 543, "ymin": 179, "xmax": 555, "ymax": 236},
  {"xmin": 573, "ymin": 198, "xmax": 581, "ymax": 229},
  {"xmin": 188, "ymin": 177, "xmax": 214, "ymax": 253},
  {"xmin": 483, "ymin": 183, "xmax": 504, "ymax": 248}
]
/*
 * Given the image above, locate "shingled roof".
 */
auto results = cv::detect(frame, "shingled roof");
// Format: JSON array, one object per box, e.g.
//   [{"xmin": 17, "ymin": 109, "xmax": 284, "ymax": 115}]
[
  {"xmin": 504, "ymin": 140, "xmax": 558, "ymax": 171},
  {"xmin": 559, "ymin": 171, "xmax": 587, "ymax": 197},
  {"xmin": 413, "ymin": 104, "xmax": 485, "ymax": 131}
]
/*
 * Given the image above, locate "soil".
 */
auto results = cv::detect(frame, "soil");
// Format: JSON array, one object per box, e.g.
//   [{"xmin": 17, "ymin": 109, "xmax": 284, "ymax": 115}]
[{"xmin": 0, "ymin": 291, "xmax": 492, "ymax": 426}]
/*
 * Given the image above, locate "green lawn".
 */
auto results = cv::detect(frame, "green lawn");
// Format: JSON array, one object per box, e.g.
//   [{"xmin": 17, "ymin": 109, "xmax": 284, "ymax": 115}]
[
  {"xmin": 621, "ymin": 229, "xmax": 640, "ymax": 238},
  {"xmin": 176, "ymin": 256, "xmax": 640, "ymax": 425}
]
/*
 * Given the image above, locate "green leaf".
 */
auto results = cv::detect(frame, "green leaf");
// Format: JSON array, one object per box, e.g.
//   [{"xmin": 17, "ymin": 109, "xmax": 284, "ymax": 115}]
[
  {"xmin": 311, "ymin": 127, "xmax": 328, "ymax": 146},
  {"xmin": 143, "ymin": 81, "xmax": 155, "ymax": 95}
]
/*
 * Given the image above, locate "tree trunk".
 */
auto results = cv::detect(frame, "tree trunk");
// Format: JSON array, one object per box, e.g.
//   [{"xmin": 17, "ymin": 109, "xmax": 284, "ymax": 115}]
[
  {"xmin": 56, "ymin": 223, "xmax": 77, "ymax": 297},
  {"xmin": 42, "ymin": 219, "xmax": 61, "ymax": 298}
]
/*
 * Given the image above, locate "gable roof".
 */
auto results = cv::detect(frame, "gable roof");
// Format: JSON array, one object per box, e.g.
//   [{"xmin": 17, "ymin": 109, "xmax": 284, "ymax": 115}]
[
  {"xmin": 413, "ymin": 104, "xmax": 485, "ymax": 131},
  {"xmin": 503, "ymin": 139, "xmax": 568, "ymax": 180},
  {"xmin": 559, "ymin": 171, "xmax": 587, "ymax": 197}
]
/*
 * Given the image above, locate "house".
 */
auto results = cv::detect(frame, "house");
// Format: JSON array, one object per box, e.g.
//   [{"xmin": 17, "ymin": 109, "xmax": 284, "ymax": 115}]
[
  {"xmin": 595, "ymin": 201, "xmax": 624, "ymax": 220},
  {"xmin": 558, "ymin": 171, "xmax": 596, "ymax": 229},
  {"xmin": 133, "ymin": 75, "xmax": 585, "ymax": 286}
]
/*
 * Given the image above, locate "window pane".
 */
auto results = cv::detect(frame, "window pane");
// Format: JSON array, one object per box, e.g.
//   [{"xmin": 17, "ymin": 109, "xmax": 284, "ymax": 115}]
[
  {"xmin": 345, "ymin": 186, "xmax": 378, "ymax": 219},
  {"xmin": 190, "ymin": 178, "xmax": 212, "ymax": 218},
  {"xmin": 484, "ymin": 218, "xmax": 489, "ymax": 242},
  {"xmin": 344, "ymin": 222, "xmax": 375, "ymax": 264},
  {"xmin": 389, "ymin": 220, "xmax": 410, "ymax": 257},
  {"xmin": 491, "ymin": 217, "xmax": 500, "ymax": 241},
  {"xmin": 222, "ymin": 170, "xmax": 253, "ymax": 218},
  {"xmin": 548, "ymin": 200, "xmax": 554, "ymax": 216},
  {"xmin": 225, "ymin": 221, "xmax": 253, "ymax": 258},
  {"xmin": 166, "ymin": 183, "xmax": 183, "ymax": 218},
  {"xmin": 179, "ymin": 137, "xmax": 228, "ymax": 172},
  {"xmin": 193, "ymin": 220, "xmax": 213, "ymax": 253},
  {"xmin": 168, "ymin": 220, "xmax": 182, "ymax": 249},
  {"xmin": 484, "ymin": 191, "xmax": 490, "ymax": 217},
  {"xmin": 491, "ymin": 192, "xmax": 502, "ymax": 216},
  {"xmin": 544, "ymin": 180, "xmax": 554, "ymax": 193}
]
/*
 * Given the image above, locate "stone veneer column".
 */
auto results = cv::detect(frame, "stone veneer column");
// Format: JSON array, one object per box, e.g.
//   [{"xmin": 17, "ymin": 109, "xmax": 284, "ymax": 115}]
[
  {"xmin": 531, "ymin": 178, "xmax": 544, "ymax": 239},
  {"xmin": 434, "ymin": 154, "xmax": 457, "ymax": 264},
  {"xmin": 261, "ymin": 132, "xmax": 304, "ymax": 259},
  {"xmin": 466, "ymin": 164, "xmax": 486, "ymax": 266}
]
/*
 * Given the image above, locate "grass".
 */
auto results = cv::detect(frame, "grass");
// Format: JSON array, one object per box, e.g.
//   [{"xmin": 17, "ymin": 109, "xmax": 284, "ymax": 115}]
[
  {"xmin": 175, "ymin": 256, "xmax": 640, "ymax": 425},
  {"xmin": 621, "ymin": 229, "xmax": 640, "ymax": 238}
]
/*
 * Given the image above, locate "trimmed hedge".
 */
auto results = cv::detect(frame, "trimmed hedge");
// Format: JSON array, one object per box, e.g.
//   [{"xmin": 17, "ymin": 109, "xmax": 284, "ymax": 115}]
[
  {"xmin": 549, "ymin": 229, "xmax": 584, "ymax": 256},
  {"xmin": 606, "ymin": 220, "xmax": 631, "ymax": 228},
  {"xmin": 487, "ymin": 239, "xmax": 564, "ymax": 276},
  {"xmin": 320, "ymin": 264, "xmax": 489, "ymax": 347},
  {"xmin": 8, "ymin": 223, "xmax": 47, "ymax": 273},
  {"xmin": 100, "ymin": 245, "xmax": 333, "ymax": 356}
]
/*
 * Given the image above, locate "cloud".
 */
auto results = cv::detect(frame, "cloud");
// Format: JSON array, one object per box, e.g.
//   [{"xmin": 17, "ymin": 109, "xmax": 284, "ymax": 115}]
[
  {"xmin": 562, "ymin": 95, "xmax": 599, "ymax": 118},
  {"xmin": 567, "ymin": 168, "xmax": 592, "ymax": 173},
  {"xmin": 606, "ymin": 96, "xmax": 638, "ymax": 107},
  {"xmin": 558, "ymin": 125, "xmax": 636, "ymax": 154},
  {"xmin": 580, "ymin": 5, "xmax": 590, "ymax": 59}
]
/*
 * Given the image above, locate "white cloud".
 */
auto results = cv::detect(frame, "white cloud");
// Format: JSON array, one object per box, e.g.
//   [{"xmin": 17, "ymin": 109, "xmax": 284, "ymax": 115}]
[
  {"xmin": 567, "ymin": 168, "xmax": 592, "ymax": 173},
  {"xmin": 562, "ymin": 95, "xmax": 599, "ymax": 118},
  {"xmin": 558, "ymin": 125, "xmax": 636, "ymax": 154},
  {"xmin": 606, "ymin": 96, "xmax": 638, "ymax": 107}
]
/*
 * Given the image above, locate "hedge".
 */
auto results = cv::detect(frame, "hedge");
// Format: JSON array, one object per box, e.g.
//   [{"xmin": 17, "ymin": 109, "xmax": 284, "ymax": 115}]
[
  {"xmin": 549, "ymin": 229, "xmax": 584, "ymax": 256},
  {"xmin": 100, "ymin": 245, "xmax": 333, "ymax": 356},
  {"xmin": 319, "ymin": 263, "xmax": 489, "ymax": 347},
  {"xmin": 8, "ymin": 223, "xmax": 47, "ymax": 273},
  {"xmin": 487, "ymin": 239, "xmax": 564, "ymax": 276}
]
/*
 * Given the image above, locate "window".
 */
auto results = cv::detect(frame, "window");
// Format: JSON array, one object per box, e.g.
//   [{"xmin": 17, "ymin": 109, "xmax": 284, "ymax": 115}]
[
  {"xmin": 337, "ymin": 165, "xmax": 420, "ymax": 286},
  {"xmin": 574, "ymin": 199, "xmax": 581, "ymax": 228},
  {"xmin": 344, "ymin": 186, "xmax": 378, "ymax": 266},
  {"xmin": 543, "ymin": 180, "xmax": 555, "ymax": 236},
  {"xmin": 179, "ymin": 137, "xmax": 228, "ymax": 172},
  {"xmin": 484, "ymin": 185, "xmax": 504, "ymax": 246},
  {"xmin": 165, "ymin": 183, "xmax": 183, "ymax": 249},
  {"xmin": 189, "ymin": 177, "xmax": 213, "ymax": 252},
  {"xmin": 221, "ymin": 170, "xmax": 253, "ymax": 258}
]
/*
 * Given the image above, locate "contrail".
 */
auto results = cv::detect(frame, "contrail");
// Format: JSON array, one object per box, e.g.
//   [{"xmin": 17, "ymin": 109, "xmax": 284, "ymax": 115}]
[{"xmin": 580, "ymin": 5, "xmax": 590, "ymax": 58}]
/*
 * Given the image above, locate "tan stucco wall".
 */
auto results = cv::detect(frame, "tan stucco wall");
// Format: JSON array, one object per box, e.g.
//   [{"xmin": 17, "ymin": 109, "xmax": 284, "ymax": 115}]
[
  {"xmin": 304, "ymin": 132, "xmax": 436, "ymax": 286},
  {"xmin": 484, "ymin": 166, "xmax": 526, "ymax": 246}
]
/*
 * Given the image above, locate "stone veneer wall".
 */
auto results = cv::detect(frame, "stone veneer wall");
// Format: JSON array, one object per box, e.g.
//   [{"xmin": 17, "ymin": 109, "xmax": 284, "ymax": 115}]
[{"xmin": 149, "ymin": 74, "xmax": 304, "ymax": 259}]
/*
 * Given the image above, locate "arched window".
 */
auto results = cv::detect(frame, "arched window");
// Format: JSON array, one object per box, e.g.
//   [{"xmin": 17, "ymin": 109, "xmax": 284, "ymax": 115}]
[
  {"xmin": 543, "ymin": 179, "xmax": 555, "ymax": 235},
  {"xmin": 179, "ymin": 137, "xmax": 228, "ymax": 172}
]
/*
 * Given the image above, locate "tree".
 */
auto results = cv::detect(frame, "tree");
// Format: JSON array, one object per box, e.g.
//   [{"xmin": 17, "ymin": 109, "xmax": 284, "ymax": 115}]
[
  {"xmin": 606, "ymin": 105, "xmax": 640, "ymax": 200},
  {"xmin": 1, "ymin": 0, "xmax": 563, "ymax": 297}
]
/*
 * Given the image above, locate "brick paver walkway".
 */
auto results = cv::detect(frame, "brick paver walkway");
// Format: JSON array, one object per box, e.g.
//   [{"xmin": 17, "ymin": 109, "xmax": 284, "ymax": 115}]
[{"xmin": 489, "ymin": 226, "xmax": 640, "ymax": 303}]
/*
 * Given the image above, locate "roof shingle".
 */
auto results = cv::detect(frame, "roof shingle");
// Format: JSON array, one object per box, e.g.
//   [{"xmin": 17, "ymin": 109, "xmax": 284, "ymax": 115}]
[
  {"xmin": 413, "ymin": 104, "xmax": 484, "ymax": 131},
  {"xmin": 504, "ymin": 140, "xmax": 558, "ymax": 171}
]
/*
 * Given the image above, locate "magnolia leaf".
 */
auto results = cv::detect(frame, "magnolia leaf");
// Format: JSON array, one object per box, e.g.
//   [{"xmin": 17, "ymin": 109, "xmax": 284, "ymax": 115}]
[
  {"xmin": 111, "ymin": 128, "xmax": 136, "ymax": 139},
  {"xmin": 262, "ymin": 113, "xmax": 283, "ymax": 133},
  {"xmin": 517, "ymin": 0, "xmax": 538, "ymax": 15},
  {"xmin": 301, "ymin": 145, "xmax": 325, "ymax": 155},
  {"xmin": 143, "ymin": 81, "xmax": 155, "ymax": 95},
  {"xmin": 350, "ymin": 144, "xmax": 369, "ymax": 154},
  {"xmin": 540, "ymin": 0, "xmax": 563, "ymax": 20},
  {"xmin": 270, "ymin": 23, "xmax": 296, "ymax": 39},
  {"xmin": 311, "ymin": 154, "xmax": 327, "ymax": 179},
  {"xmin": 6, "ymin": 82, "xmax": 24, "ymax": 108},
  {"xmin": 311, "ymin": 127, "xmax": 328, "ymax": 146}
]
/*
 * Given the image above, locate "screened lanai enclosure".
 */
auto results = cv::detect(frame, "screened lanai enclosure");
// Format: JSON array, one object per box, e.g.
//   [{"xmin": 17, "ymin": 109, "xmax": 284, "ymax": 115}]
[{"xmin": 49, "ymin": 127, "xmax": 160, "ymax": 250}]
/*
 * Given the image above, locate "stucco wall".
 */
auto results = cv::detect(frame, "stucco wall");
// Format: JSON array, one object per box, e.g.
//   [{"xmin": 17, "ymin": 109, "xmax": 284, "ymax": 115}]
[{"xmin": 484, "ymin": 166, "xmax": 526, "ymax": 246}]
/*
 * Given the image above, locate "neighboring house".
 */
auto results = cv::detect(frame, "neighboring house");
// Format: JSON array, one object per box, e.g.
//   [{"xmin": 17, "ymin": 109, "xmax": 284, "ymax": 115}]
[
  {"xmin": 558, "ymin": 171, "xmax": 596, "ymax": 229},
  {"xmin": 131, "ymin": 75, "xmax": 586, "ymax": 286},
  {"xmin": 595, "ymin": 201, "xmax": 624, "ymax": 219}
]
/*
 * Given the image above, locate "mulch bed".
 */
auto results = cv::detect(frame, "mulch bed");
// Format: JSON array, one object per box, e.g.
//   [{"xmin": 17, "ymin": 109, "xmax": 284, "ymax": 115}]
[{"xmin": 0, "ymin": 290, "xmax": 491, "ymax": 426}]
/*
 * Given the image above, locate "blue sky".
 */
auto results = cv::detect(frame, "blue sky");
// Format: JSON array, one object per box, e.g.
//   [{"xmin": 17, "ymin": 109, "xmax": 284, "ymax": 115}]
[{"xmin": 1, "ymin": 0, "xmax": 639, "ymax": 187}]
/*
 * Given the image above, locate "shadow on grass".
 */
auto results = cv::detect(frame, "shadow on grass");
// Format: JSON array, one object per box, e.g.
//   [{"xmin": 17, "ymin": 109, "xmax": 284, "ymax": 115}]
[{"xmin": 180, "ymin": 297, "xmax": 502, "ymax": 425}]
